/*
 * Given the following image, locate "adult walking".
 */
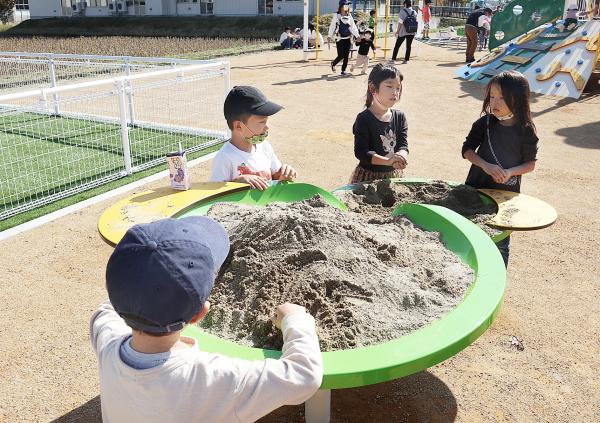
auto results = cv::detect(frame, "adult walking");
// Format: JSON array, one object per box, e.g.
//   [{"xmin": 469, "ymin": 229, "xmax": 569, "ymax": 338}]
[
  {"xmin": 392, "ymin": 0, "xmax": 419, "ymax": 64},
  {"xmin": 328, "ymin": 2, "xmax": 360, "ymax": 75},
  {"xmin": 465, "ymin": 7, "xmax": 492, "ymax": 63}
]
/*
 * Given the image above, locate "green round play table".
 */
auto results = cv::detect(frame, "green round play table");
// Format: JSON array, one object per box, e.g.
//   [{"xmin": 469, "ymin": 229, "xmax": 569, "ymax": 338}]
[{"xmin": 178, "ymin": 182, "xmax": 506, "ymax": 391}]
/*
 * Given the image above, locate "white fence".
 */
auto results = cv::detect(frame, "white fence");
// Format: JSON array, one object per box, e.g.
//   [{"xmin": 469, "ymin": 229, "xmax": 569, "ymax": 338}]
[
  {"xmin": 0, "ymin": 57, "xmax": 230, "ymax": 220},
  {"xmin": 0, "ymin": 52, "xmax": 224, "ymax": 95}
]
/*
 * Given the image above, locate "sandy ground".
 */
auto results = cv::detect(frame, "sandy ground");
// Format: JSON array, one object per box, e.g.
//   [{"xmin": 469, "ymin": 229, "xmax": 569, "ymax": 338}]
[{"xmin": 1, "ymin": 39, "xmax": 599, "ymax": 423}]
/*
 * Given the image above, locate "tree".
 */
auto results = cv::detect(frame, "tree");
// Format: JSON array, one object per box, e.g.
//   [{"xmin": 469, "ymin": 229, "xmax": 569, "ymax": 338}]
[{"xmin": 0, "ymin": 0, "xmax": 15, "ymax": 25}]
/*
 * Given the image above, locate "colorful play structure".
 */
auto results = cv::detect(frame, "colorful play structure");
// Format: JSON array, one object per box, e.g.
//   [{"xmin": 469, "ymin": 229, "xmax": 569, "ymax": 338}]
[
  {"xmin": 457, "ymin": 0, "xmax": 600, "ymax": 99},
  {"xmin": 98, "ymin": 179, "xmax": 556, "ymax": 422}
]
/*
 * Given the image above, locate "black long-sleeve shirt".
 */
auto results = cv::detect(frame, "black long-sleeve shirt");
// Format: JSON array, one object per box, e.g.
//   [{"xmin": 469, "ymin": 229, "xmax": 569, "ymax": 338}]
[
  {"xmin": 462, "ymin": 115, "xmax": 539, "ymax": 193},
  {"xmin": 353, "ymin": 108, "xmax": 409, "ymax": 172},
  {"xmin": 356, "ymin": 38, "xmax": 375, "ymax": 55}
]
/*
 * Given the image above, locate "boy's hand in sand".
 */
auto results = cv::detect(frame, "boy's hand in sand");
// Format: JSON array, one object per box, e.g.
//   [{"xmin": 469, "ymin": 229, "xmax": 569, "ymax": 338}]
[
  {"xmin": 235, "ymin": 174, "xmax": 270, "ymax": 190},
  {"xmin": 272, "ymin": 303, "xmax": 306, "ymax": 329},
  {"xmin": 274, "ymin": 164, "xmax": 297, "ymax": 181}
]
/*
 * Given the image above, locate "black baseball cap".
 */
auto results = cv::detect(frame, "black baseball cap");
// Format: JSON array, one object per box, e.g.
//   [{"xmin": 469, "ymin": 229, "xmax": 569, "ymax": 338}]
[{"xmin": 223, "ymin": 86, "xmax": 283, "ymax": 124}]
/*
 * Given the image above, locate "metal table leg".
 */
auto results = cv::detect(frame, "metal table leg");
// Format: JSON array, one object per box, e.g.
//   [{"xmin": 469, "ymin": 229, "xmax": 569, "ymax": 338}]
[{"xmin": 305, "ymin": 389, "xmax": 331, "ymax": 423}]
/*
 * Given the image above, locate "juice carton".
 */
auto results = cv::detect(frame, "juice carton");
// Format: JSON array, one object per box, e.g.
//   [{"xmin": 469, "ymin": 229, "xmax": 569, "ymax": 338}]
[{"xmin": 166, "ymin": 149, "xmax": 191, "ymax": 190}]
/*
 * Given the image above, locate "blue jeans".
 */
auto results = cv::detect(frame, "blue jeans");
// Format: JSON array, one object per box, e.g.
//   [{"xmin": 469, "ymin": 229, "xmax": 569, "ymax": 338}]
[
  {"xmin": 281, "ymin": 38, "xmax": 293, "ymax": 49},
  {"xmin": 496, "ymin": 236, "xmax": 510, "ymax": 267}
]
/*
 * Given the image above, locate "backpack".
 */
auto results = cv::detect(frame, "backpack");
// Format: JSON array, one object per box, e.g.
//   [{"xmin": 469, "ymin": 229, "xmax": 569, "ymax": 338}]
[
  {"xmin": 338, "ymin": 16, "xmax": 352, "ymax": 37},
  {"xmin": 402, "ymin": 9, "xmax": 418, "ymax": 33}
]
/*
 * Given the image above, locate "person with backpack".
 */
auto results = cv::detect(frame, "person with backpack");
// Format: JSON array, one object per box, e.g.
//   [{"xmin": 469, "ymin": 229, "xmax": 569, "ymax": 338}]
[
  {"xmin": 328, "ymin": 2, "xmax": 360, "ymax": 75},
  {"xmin": 392, "ymin": 0, "xmax": 418, "ymax": 64}
]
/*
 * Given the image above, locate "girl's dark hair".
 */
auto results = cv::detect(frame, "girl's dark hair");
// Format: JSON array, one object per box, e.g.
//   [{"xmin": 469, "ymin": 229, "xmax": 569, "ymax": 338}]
[
  {"xmin": 308, "ymin": 23, "xmax": 315, "ymax": 31},
  {"xmin": 482, "ymin": 70, "xmax": 536, "ymax": 134},
  {"xmin": 365, "ymin": 63, "xmax": 403, "ymax": 108}
]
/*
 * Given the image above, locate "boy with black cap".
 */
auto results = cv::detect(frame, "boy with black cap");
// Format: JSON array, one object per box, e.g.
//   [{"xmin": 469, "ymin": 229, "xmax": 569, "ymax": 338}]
[
  {"xmin": 91, "ymin": 217, "xmax": 322, "ymax": 422},
  {"xmin": 210, "ymin": 86, "xmax": 297, "ymax": 190}
]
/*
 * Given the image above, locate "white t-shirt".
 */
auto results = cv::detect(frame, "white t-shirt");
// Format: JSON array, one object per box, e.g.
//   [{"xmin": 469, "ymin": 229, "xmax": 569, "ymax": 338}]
[
  {"xmin": 478, "ymin": 15, "xmax": 491, "ymax": 31},
  {"xmin": 279, "ymin": 32, "xmax": 291, "ymax": 44},
  {"xmin": 90, "ymin": 302, "xmax": 323, "ymax": 423},
  {"xmin": 209, "ymin": 140, "xmax": 282, "ymax": 183}
]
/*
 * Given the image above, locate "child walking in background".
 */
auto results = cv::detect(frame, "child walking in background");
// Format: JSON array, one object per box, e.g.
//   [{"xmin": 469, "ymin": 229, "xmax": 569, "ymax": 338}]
[
  {"xmin": 461, "ymin": 70, "xmax": 539, "ymax": 266},
  {"xmin": 350, "ymin": 29, "xmax": 376, "ymax": 74},
  {"xmin": 368, "ymin": 9, "xmax": 377, "ymax": 29},
  {"xmin": 421, "ymin": 0, "xmax": 432, "ymax": 40},
  {"xmin": 351, "ymin": 63, "xmax": 408, "ymax": 183}
]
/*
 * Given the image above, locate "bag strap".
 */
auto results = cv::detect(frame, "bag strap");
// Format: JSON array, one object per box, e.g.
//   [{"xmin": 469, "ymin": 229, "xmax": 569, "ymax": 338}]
[{"xmin": 486, "ymin": 115, "xmax": 518, "ymax": 186}]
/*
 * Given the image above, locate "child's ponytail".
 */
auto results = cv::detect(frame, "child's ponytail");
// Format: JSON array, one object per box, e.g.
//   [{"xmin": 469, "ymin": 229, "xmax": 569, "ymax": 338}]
[{"xmin": 365, "ymin": 63, "xmax": 404, "ymax": 108}]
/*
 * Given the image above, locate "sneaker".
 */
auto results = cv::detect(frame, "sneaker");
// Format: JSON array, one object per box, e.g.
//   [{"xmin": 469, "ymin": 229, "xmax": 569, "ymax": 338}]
[
  {"xmin": 402, "ymin": 59, "xmax": 408, "ymax": 64},
  {"xmin": 331, "ymin": 62, "xmax": 336, "ymax": 73},
  {"xmin": 341, "ymin": 71, "xmax": 348, "ymax": 76}
]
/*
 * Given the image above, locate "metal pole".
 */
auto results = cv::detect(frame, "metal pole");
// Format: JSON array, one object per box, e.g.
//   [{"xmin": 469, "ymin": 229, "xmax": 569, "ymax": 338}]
[
  {"xmin": 303, "ymin": 0, "xmax": 309, "ymax": 61},
  {"xmin": 116, "ymin": 80, "xmax": 133, "ymax": 175},
  {"xmin": 48, "ymin": 58, "xmax": 60, "ymax": 115},
  {"xmin": 124, "ymin": 58, "xmax": 136, "ymax": 125},
  {"xmin": 374, "ymin": 0, "xmax": 378, "ymax": 49},
  {"xmin": 384, "ymin": 0, "xmax": 390, "ymax": 59},
  {"xmin": 224, "ymin": 62, "xmax": 231, "ymax": 138},
  {"xmin": 305, "ymin": 390, "xmax": 331, "ymax": 423},
  {"xmin": 316, "ymin": 0, "xmax": 321, "ymax": 60}
]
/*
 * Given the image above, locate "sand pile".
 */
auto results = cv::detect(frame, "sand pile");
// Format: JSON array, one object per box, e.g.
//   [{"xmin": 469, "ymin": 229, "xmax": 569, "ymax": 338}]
[
  {"xmin": 336, "ymin": 180, "xmax": 499, "ymax": 236},
  {"xmin": 200, "ymin": 196, "xmax": 474, "ymax": 351}
]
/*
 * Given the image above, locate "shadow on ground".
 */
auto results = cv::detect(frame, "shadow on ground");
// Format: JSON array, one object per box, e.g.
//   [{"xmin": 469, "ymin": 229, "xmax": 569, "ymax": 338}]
[
  {"xmin": 556, "ymin": 121, "xmax": 600, "ymax": 149},
  {"xmin": 259, "ymin": 370, "xmax": 457, "ymax": 422},
  {"xmin": 51, "ymin": 396, "xmax": 101, "ymax": 423},
  {"xmin": 50, "ymin": 371, "xmax": 457, "ymax": 423}
]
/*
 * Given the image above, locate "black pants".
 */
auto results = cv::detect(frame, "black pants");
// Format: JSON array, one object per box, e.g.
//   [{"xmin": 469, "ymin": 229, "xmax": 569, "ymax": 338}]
[
  {"xmin": 332, "ymin": 38, "xmax": 352, "ymax": 72},
  {"xmin": 497, "ymin": 235, "xmax": 510, "ymax": 268},
  {"xmin": 392, "ymin": 35, "xmax": 414, "ymax": 61}
]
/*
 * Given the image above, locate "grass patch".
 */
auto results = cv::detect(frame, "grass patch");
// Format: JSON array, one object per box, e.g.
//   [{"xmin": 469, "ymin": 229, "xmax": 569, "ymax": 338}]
[
  {"xmin": 0, "ymin": 141, "xmax": 223, "ymax": 232},
  {"xmin": 0, "ymin": 112, "xmax": 225, "ymax": 230},
  {"xmin": 3, "ymin": 16, "xmax": 308, "ymax": 39}
]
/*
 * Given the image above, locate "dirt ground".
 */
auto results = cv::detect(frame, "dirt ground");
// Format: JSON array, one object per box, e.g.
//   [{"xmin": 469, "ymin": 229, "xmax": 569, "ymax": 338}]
[{"xmin": 1, "ymin": 39, "xmax": 599, "ymax": 423}]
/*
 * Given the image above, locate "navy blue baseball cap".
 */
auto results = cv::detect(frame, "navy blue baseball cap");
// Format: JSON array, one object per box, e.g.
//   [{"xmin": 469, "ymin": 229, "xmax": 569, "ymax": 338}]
[
  {"xmin": 223, "ymin": 86, "xmax": 283, "ymax": 123},
  {"xmin": 106, "ymin": 217, "xmax": 230, "ymax": 333}
]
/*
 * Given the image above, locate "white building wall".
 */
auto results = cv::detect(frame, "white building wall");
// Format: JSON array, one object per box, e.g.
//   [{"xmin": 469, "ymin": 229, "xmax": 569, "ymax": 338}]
[
  {"xmin": 29, "ymin": 0, "xmax": 63, "ymax": 18},
  {"xmin": 177, "ymin": 2, "xmax": 201, "ymax": 15},
  {"xmin": 164, "ymin": 0, "xmax": 177, "ymax": 15},
  {"xmin": 214, "ymin": 0, "xmax": 257, "ymax": 15},
  {"xmin": 275, "ymin": 0, "xmax": 340, "ymax": 16},
  {"xmin": 11, "ymin": 8, "xmax": 31, "ymax": 22},
  {"xmin": 85, "ymin": 7, "xmax": 111, "ymax": 16},
  {"xmin": 145, "ymin": 0, "xmax": 165, "ymax": 15}
]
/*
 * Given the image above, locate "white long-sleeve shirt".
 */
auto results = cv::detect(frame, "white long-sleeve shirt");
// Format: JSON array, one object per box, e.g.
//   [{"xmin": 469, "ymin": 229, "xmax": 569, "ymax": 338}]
[
  {"xmin": 328, "ymin": 13, "xmax": 360, "ymax": 40},
  {"xmin": 90, "ymin": 302, "xmax": 323, "ymax": 423}
]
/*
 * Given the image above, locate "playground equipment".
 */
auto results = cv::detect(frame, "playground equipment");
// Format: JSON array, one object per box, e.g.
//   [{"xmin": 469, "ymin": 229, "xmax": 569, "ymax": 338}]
[
  {"xmin": 97, "ymin": 182, "xmax": 248, "ymax": 245},
  {"xmin": 457, "ymin": 0, "xmax": 600, "ymax": 98},
  {"xmin": 97, "ymin": 180, "xmax": 556, "ymax": 421},
  {"xmin": 175, "ymin": 182, "xmax": 506, "ymax": 422}
]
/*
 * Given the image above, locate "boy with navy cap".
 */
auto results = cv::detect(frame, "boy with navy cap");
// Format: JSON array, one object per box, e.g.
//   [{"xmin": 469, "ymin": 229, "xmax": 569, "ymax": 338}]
[
  {"xmin": 209, "ymin": 86, "xmax": 297, "ymax": 190},
  {"xmin": 91, "ymin": 217, "xmax": 322, "ymax": 422}
]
